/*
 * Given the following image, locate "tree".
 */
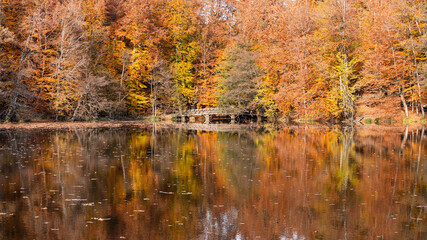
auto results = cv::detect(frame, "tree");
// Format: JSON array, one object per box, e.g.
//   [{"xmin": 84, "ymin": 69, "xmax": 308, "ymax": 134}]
[
  {"xmin": 196, "ymin": 0, "xmax": 234, "ymax": 108},
  {"xmin": 0, "ymin": 0, "xmax": 44, "ymax": 121},
  {"xmin": 114, "ymin": 0, "xmax": 170, "ymax": 116},
  {"xmin": 313, "ymin": 0, "xmax": 361, "ymax": 120},
  {"xmin": 218, "ymin": 42, "xmax": 261, "ymax": 109},
  {"xmin": 359, "ymin": 0, "xmax": 420, "ymax": 118},
  {"xmin": 45, "ymin": 0, "xmax": 88, "ymax": 119},
  {"xmin": 167, "ymin": 0, "xmax": 200, "ymax": 112}
]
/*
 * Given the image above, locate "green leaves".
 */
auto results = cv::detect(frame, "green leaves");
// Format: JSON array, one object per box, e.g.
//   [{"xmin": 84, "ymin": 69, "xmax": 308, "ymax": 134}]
[{"xmin": 217, "ymin": 42, "xmax": 261, "ymax": 109}]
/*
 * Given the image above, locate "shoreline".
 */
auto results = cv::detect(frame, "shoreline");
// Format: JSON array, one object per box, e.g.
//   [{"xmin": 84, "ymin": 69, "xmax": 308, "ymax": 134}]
[
  {"xmin": 0, "ymin": 120, "xmax": 150, "ymax": 130},
  {"xmin": 0, "ymin": 119, "xmax": 425, "ymax": 131}
]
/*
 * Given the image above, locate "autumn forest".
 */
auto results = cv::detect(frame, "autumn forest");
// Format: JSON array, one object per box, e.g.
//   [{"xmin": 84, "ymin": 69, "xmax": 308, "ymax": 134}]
[{"xmin": 0, "ymin": 0, "xmax": 426, "ymax": 122}]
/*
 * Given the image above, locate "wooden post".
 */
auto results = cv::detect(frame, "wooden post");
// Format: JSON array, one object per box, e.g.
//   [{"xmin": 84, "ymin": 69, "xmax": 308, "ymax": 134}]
[
  {"xmin": 230, "ymin": 114, "xmax": 236, "ymax": 124},
  {"xmin": 204, "ymin": 114, "xmax": 211, "ymax": 124}
]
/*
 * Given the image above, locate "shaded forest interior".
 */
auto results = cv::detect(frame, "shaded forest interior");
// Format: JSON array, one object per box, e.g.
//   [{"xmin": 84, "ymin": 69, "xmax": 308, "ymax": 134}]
[{"xmin": 0, "ymin": 0, "xmax": 426, "ymax": 122}]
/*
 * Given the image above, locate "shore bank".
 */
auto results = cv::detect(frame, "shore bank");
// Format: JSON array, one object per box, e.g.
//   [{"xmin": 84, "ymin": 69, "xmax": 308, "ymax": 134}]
[
  {"xmin": 0, "ymin": 115, "xmax": 425, "ymax": 131},
  {"xmin": 0, "ymin": 121, "xmax": 150, "ymax": 130}
]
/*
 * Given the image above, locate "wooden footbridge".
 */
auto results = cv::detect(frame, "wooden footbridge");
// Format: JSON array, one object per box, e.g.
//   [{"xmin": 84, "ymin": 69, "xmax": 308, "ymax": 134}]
[{"xmin": 174, "ymin": 107, "xmax": 262, "ymax": 124}]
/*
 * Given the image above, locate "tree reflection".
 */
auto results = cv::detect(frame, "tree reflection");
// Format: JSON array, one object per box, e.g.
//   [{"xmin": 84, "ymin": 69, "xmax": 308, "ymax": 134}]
[{"xmin": 0, "ymin": 125, "xmax": 425, "ymax": 239}]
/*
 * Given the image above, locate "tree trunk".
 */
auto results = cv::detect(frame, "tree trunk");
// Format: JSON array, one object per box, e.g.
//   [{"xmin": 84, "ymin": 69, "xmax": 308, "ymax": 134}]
[
  {"xmin": 339, "ymin": 55, "xmax": 354, "ymax": 121},
  {"xmin": 390, "ymin": 43, "xmax": 409, "ymax": 118},
  {"xmin": 5, "ymin": 25, "xmax": 34, "ymax": 122},
  {"xmin": 400, "ymin": 90, "xmax": 409, "ymax": 118},
  {"xmin": 407, "ymin": 11, "xmax": 425, "ymax": 117}
]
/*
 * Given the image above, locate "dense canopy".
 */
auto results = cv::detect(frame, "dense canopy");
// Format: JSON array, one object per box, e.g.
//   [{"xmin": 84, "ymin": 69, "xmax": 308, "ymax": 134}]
[{"xmin": 0, "ymin": 0, "xmax": 426, "ymax": 122}]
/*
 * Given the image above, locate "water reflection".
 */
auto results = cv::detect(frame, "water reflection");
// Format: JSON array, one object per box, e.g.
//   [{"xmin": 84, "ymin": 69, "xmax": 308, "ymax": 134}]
[{"xmin": 0, "ymin": 125, "xmax": 426, "ymax": 239}]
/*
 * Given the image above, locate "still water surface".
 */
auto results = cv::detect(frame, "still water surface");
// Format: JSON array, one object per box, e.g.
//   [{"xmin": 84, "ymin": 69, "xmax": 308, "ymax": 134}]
[{"xmin": 0, "ymin": 125, "xmax": 426, "ymax": 239}]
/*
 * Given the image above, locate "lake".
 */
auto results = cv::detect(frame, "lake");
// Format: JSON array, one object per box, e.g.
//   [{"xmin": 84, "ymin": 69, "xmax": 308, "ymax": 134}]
[{"xmin": 0, "ymin": 124, "xmax": 425, "ymax": 239}]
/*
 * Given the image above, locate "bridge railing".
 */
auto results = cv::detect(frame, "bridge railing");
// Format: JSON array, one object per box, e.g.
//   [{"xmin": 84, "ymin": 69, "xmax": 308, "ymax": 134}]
[{"xmin": 180, "ymin": 107, "xmax": 245, "ymax": 116}]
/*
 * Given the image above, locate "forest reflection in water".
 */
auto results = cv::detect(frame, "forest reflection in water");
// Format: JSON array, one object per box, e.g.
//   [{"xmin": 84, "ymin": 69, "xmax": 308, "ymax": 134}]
[{"xmin": 0, "ymin": 125, "xmax": 426, "ymax": 239}]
